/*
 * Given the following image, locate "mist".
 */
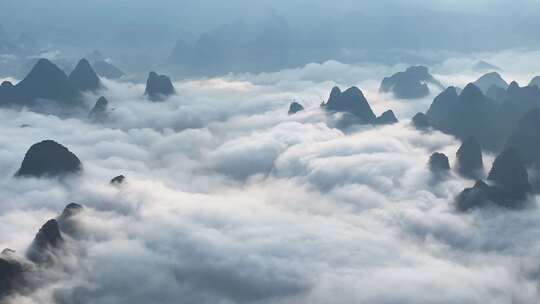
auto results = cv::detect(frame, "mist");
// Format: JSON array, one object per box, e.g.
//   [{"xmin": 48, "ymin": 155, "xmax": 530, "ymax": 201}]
[
  {"xmin": 2, "ymin": 0, "xmax": 540, "ymax": 77},
  {"xmin": 2, "ymin": 1, "xmax": 540, "ymax": 304}
]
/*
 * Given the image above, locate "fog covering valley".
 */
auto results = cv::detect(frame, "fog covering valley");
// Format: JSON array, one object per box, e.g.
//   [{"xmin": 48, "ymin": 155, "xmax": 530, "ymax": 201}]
[{"xmin": 2, "ymin": 1, "xmax": 540, "ymax": 304}]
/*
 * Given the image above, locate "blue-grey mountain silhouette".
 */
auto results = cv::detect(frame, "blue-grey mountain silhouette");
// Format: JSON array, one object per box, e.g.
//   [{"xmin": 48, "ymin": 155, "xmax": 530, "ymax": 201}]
[
  {"xmin": 322, "ymin": 86, "xmax": 376, "ymax": 123},
  {"xmin": 473, "ymin": 60, "xmax": 501, "ymax": 72},
  {"xmin": 426, "ymin": 84, "xmax": 500, "ymax": 149},
  {"xmin": 92, "ymin": 60, "xmax": 124, "ymax": 79},
  {"xmin": 473, "ymin": 72, "xmax": 508, "ymax": 94},
  {"xmin": 0, "ymin": 251, "xmax": 24, "ymax": 300},
  {"xmin": 374, "ymin": 110, "xmax": 398, "ymax": 125},
  {"xmin": 144, "ymin": 71, "xmax": 175, "ymax": 101},
  {"xmin": 486, "ymin": 85, "xmax": 506, "ymax": 101},
  {"xmin": 425, "ymin": 86, "xmax": 459, "ymax": 125},
  {"xmin": 429, "ymin": 152, "xmax": 450, "ymax": 172},
  {"xmin": 110, "ymin": 175, "xmax": 126, "ymax": 185},
  {"xmin": 412, "ymin": 112, "xmax": 430, "ymax": 129},
  {"xmin": 0, "ymin": 58, "xmax": 80, "ymax": 107},
  {"xmin": 457, "ymin": 148, "xmax": 532, "ymax": 211},
  {"xmin": 496, "ymin": 82, "xmax": 540, "ymax": 132},
  {"xmin": 380, "ymin": 66, "xmax": 444, "ymax": 99},
  {"xmin": 15, "ymin": 140, "xmax": 82, "ymax": 178},
  {"xmin": 68, "ymin": 58, "xmax": 102, "ymax": 92},
  {"xmin": 58, "ymin": 203, "xmax": 84, "ymax": 237},
  {"xmin": 529, "ymin": 76, "xmax": 540, "ymax": 88},
  {"xmin": 456, "ymin": 137, "xmax": 484, "ymax": 179},
  {"xmin": 427, "ymin": 79, "xmax": 540, "ymax": 152},
  {"xmin": 288, "ymin": 102, "xmax": 304, "ymax": 115},
  {"xmin": 456, "ymin": 180, "xmax": 494, "ymax": 211},
  {"xmin": 59, "ymin": 203, "xmax": 83, "ymax": 220},
  {"xmin": 505, "ymin": 109, "xmax": 540, "ymax": 166},
  {"xmin": 89, "ymin": 96, "xmax": 109, "ymax": 122},
  {"xmin": 26, "ymin": 219, "xmax": 63, "ymax": 264}
]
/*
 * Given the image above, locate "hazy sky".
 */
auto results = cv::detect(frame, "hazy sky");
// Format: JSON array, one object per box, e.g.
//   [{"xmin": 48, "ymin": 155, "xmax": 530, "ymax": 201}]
[{"xmin": 2, "ymin": 0, "xmax": 540, "ymax": 76}]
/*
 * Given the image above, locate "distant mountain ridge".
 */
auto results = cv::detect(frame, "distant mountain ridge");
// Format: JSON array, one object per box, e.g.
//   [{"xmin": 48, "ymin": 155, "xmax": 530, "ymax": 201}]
[{"xmin": 0, "ymin": 58, "xmax": 103, "ymax": 111}]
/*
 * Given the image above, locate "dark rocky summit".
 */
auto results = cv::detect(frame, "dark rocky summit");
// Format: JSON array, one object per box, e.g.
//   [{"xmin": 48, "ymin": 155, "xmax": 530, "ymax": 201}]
[
  {"xmin": 496, "ymin": 82, "xmax": 540, "ymax": 136},
  {"xmin": 429, "ymin": 152, "xmax": 450, "ymax": 172},
  {"xmin": 58, "ymin": 203, "xmax": 84, "ymax": 237},
  {"xmin": 487, "ymin": 148, "xmax": 531, "ymax": 202},
  {"xmin": 374, "ymin": 110, "xmax": 398, "ymax": 125},
  {"xmin": 456, "ymin": 148, "xmax": 532, "ymax": 211},
  {"xmin": 68, "ymin": 58, "xmax": 102, "ymax": 92},
  {"xmin": 322, "ymin": 86, "xmax": 398, "ymax": 128},
  {"xmin": 0, "ymin": 58, "xmax": 113, "ymax": 112},
  {"xmin": 412, "ymin": 112, "xmax": 430, "ymax": 129},
  {"xmin": 15, "ymin": 140, "xmax": 82, "ymax": 178},
  {"xmin": 473, "ymin": 72, "xmax": 508, "ymax": 94},
  {"xmin": 288, "ymin": 102, "xmax": 304, "ymax": 115},
  {"xmin": 0, "ymin": 251, "xmax": 24, "ymax": 299},
  {"xmin": 426, "ymin": 80, "xmax": 540, "ymax": 151},
  {"xmin": 0, "ymin": 58, "xmax": 80, "ymax": 107},
  {"xmin": 505, "ymin": 109, "xmax": 540, "ymax": 166},
  {"xmin": 144, "ymin": 71, "xmax": 175, "ymax": 101},
  {"xmin": 456, "ymin": 137, "xmax": 484, "ymax": 179},
  {"xmin": 425, "ymin": 86, "xmax": 459, "ymax": 126},
  {"xmin": 88, "ymin": 96, "xmax": 109, "ymax": 122},
  {"xmin": 322, "ymin": 86, "xmax": 376, "ymax": 123},
  {"xmin": 426, "ymin": 84, "xmax": 500, "ymax": 149},
  {"xmin": 456, "ymin": 180, "xmax": 494, "ymax": 211},
  {"xmin": 379, "ymin": 66, "xmax": 444, "ymax": 99},
  {"xmin": 26, "ymin": 219, "xmax": 63, "ymax": 264},
  {"xmin": 110, "ymin": 175, "xmax": 126, "ymax": 185},
  {"xmin": 59, "ymin": 203, "xmax": 83, "ymax": 220}
]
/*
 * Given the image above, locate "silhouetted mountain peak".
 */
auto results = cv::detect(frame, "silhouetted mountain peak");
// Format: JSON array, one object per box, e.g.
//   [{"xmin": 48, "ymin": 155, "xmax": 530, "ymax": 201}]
[
  {"xmin": 507, "ymin": 81, "xmax": 520, "ymax": 92},
  {"xmin": 144, "ymin": 71, "xmax": 175, "ymax": 101},
  {"xmin": 89, "ymin": 96, "xmax": 109, "ymax": 121},
  {"xmin": 27, "ymin": 219, "xmax": 63, "ymax": 264},
  {"xmin": 374, "ymin": 110, "xmax": 398, "ymax": 125},
  {"xmin": 456, "ymin": 180, "xmax": 492, "ymax": 211},
  {"xmin": 15, "ymin": 140, "xmax": 82, "ymax": 178},
  {"xmin": 1, "ymin": 81, "xmax": 13, "ymax": 88},
  {"xmin": 456, "ymin": 137, "xmax": 484, "ymax": 179},
  {"xmin": 13, "ymin": 58, "xmax": 80, "ymax": 105},
  {"xmin": 488, "ymin": 148, "xmax": 531, "ymax": 200},
  {"xmin": 69, "ymin": 58, "xmax": 102, "ymax": 92},
  {"xmin": 429, "ymin": 152, "xmax": 450, "ymax": 172},
  {"xmin": 380, "ymin": 65, "xmax": 444, "ymax": 99},
  {"xmin": 473, "ymin": 72, "xmax": 508, "ymax": 93},
  {"xmin": 110, "ymin": 175, "xmax": 126, "ymax": 185},
  {"xmin": 322, "ymin": 86, "xmax": 376, "ymax": 123},
  {"xmin": 329, "ymin": 86, "xmax": 341, "ymax": 97},
  {"xmin": 412, "ymin": 112, "xmax": 430, "ymax": 129},
  {"xmin": 0, "ymin": 253, "xmax": 24, "ymax": 298},
  {"xmin": 288, "ymin": 101, "xmax": 304, "ymax": 115},
  {"xmin": 529, "ymin": 76, "xmax": 540, "ymax": 88},
  {"xmin": 505, "ymin": 108, "xmax": 540, "ymax": 165},
  {"xmin": 21, "ymin": 59, "xmax": 67, "ymax": 86},
  {"xmin": 34, "ymin": 220, "xmax": 62, "ymax": 247},
  {"xmin": 59, "ymin": 203, "xmax": 83, "ymax": 220},
  {"xmin": 460, "ymin": 83, "xmax": 484, "ymax": 100}
]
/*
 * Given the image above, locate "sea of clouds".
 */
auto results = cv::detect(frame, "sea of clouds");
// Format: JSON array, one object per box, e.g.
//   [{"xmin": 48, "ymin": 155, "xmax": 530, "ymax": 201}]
[{"xmin": 1, "ymin": 49, "xmax": 540, "ymax": 304}]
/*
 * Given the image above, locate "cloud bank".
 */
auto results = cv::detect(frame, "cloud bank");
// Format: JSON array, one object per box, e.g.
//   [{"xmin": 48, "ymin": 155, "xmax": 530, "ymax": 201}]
[{"xmin": 1, "ymin": 50, "xmax": 540, "ymax": 304}]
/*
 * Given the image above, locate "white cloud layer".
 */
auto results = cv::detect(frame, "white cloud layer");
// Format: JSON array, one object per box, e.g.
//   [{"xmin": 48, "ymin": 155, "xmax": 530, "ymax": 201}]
[{"xmin": 1, "ymin": 49, "xmax": 540, "ymax": 304}]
